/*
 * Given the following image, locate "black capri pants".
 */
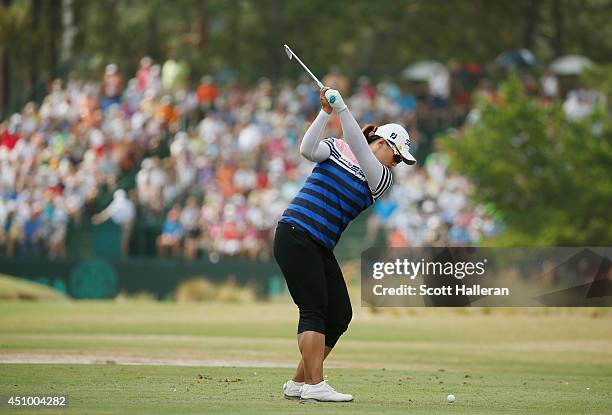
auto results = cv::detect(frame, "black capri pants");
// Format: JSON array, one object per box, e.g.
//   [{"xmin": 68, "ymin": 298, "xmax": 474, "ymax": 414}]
[{"xmin": 273, "ymin": 222, "xmax": 352, "ymax": 349}]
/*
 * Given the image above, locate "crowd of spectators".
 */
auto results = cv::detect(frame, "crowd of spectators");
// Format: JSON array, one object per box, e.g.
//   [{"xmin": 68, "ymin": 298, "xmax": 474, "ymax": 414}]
[
  {"xmin": 1, "ymin": 55, "xmax": 598, "ymax": 260},
  {"xmin": 368, "ymin": 149, "xmax": 502, "ymax": 247}
]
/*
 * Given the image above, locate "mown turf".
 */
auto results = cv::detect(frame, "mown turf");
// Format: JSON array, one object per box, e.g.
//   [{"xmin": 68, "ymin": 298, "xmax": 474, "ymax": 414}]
[
  {"xmin": 1, "ymin": 364, "xmax": 610, "ymax": 415},
  {"xmin": 0, "ymin": 301, "xmax": 611, "ymax": 414}
]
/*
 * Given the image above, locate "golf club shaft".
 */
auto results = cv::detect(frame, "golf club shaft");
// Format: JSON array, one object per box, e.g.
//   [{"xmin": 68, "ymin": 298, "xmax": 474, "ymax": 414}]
[{"xmin": 285, "ymin": 45, "xmax": 324, "ymax": 89}]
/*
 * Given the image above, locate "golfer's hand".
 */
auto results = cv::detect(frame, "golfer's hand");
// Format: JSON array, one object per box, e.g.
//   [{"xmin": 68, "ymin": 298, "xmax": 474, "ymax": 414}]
[
  {"xmin": 320, "ymin": 87, "xmax": 332, "ymax": 114},
  {"xmin": 324, "ymin": 89, "xmax": 347, "ymax": 113}
]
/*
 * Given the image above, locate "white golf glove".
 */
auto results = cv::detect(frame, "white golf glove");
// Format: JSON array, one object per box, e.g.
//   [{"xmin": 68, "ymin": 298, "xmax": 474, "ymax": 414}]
[{"xmin": 324, "ymin": 89, "xmax": 347, "ymax": 113}]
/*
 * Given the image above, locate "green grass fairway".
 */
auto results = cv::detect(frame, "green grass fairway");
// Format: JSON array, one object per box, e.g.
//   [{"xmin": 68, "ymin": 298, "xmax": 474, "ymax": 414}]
[{"xmin": 1, "ymin": 301, "xmax": 611, "ymax": 414}]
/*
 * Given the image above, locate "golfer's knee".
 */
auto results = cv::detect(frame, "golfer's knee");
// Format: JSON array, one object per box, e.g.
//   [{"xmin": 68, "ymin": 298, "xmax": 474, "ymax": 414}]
[
  {"xmin": 335, "ymin": 306, "xmax": 352, "ymax": 330},
  {"xmin": 324, "ymin": 329, "xmax": 344, "ymax": 349},
  {"xmin": 324, "ymin": 308, "xmax": 352, "ymax": 348},
  {"xmin": 297, "ymin": 308, "xmax": 326, "ymax": 335}
]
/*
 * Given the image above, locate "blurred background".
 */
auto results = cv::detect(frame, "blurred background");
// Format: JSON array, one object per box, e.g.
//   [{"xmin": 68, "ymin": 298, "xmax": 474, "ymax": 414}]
[{"xmin": 0, "ymin": 0, "xmax": 610, "ymax": 300}]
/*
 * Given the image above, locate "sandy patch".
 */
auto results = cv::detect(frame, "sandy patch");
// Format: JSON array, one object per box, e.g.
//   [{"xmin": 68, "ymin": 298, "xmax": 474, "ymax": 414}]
[
  {"xmin": 0, "ymin": 352, "xmax": 441, "ymax": 371},
  {"xmin": 0, "ymin": 353, "xmax": 297, "ymax": 368}
]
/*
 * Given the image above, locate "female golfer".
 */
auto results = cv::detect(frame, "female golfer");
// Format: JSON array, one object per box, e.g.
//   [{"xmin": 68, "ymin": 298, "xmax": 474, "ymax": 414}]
[{"xmin": 274, "ymin": 87, "xmax": 415, "ymax": 402}]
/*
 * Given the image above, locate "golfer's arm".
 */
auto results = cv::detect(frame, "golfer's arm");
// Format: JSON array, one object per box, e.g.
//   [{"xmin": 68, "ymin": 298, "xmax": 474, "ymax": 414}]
[
  {"xmin": 338, "ymin": 109, "xmax": 391, "ymax": 197},
  {"xmin": 299, "ymin": 109, "xmax": 332, "ymax": 162}
]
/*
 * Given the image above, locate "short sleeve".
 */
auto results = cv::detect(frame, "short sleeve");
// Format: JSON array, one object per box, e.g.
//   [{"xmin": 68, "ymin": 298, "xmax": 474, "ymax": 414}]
[
  {"xmin": 371, "ymin": 166, "xmax": 393, "ymax": 201},
  {"xmin": 321, "ymin": 137, "xmax": 335, "ymax": 153}
]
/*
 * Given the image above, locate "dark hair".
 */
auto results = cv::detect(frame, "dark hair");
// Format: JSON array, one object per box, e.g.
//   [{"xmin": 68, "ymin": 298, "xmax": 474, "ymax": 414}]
[{"xmin": 362, "ymin": 124, "xmax": 382, "ymax": 144}]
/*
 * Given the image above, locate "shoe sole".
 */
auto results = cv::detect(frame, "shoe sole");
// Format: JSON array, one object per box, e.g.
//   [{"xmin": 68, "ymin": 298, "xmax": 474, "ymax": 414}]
[
  {"xmin": 299, "ymin": 397, "xmax": 353, "ymax": 403},
  {"xmin": 284, "ymin": 394, "xmax": 300, "ymax": 400}
]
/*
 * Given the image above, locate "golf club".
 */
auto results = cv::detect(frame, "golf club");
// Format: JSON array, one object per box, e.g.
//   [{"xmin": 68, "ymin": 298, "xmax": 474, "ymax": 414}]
[{"xmin": 283, "ymin": 44, "xmax": 335, "ymax": 102}]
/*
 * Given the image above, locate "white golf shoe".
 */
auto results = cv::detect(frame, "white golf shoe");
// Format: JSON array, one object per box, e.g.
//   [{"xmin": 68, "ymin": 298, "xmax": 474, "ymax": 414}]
[
  {"xmin": 299, "ymin": 381, "xmax": 354, "ymax": 402},
  {"xmin": 282, "ymin": 380, "xmax": 303, "ymax": 399}
]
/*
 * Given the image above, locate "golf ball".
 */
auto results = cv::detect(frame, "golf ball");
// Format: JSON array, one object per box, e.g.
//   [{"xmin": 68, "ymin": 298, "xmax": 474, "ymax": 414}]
[{"xmin": 447, "ymin": 394, "xmax": 456, "ymax": 403}]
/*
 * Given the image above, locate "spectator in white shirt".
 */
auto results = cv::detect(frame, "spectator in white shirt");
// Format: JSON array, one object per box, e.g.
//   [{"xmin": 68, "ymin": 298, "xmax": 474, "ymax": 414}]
[{"xmin": 91, "ymin": 189, "xmax": 136, "ymax": 257}]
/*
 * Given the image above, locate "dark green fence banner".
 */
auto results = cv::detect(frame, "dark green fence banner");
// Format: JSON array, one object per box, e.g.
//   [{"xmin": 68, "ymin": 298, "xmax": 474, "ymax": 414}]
[{"xmin": 0, "ymin": 257, "xmax": 282, "ymax": 299}]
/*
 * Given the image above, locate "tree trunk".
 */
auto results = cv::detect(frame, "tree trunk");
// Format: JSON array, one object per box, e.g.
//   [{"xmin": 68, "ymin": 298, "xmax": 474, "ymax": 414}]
[
  {"xmin": 61, "ymin": 0, "xmax": 76, "ymax": 64},
  {"xmin": 147, "ymin": 1, "xmax": 161, "ymax": 60},
  {"xmin": 195, "ymin": 0, "xmax": 207, "ymax": 48},
  {"xmin": 269, "ymin": 0, "xmax": 284, "ymax": 80},
  {"xmin": 0, "ymin": 48, "xmax": 9, "ymax": 118},
  {"xmin": 1, "ymin": 0, "xmax": 13, "ymax": 117},
  {"xmin": 47, "ymin": 0, "xmax": 59, "ymax": 76},
  {"xmin": 359, "ymin": 28, "xmax": 383, "ymax": 77},
  {"xmin": 228, "ymin": 0, "xmax": 240, "ymax": 72},
  {"xmin": 522, "ymin": 0, "xmax": 540, "ymax": 50},
  {"xmin": 29, "ymin": 0, "xmax": 42, "ymax": 93},
  {"xmin": 551, "ymin": 0, "xmax": 563, "ymax": 57}
]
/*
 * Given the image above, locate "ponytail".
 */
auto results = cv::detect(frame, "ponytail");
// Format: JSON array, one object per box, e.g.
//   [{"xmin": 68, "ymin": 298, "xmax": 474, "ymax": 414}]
[{"xmin": 362, "ymin": 124, "xmax": 380, "ymax": 144}]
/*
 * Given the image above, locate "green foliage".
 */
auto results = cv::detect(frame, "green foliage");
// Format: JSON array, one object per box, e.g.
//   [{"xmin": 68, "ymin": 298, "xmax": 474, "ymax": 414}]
[
  {"xmin": 0, "ymin": 3, "xmax": 29, "ymax": 48},
  {"xmin": 440, "ymin": 74, "xmax": 612, "ymax": 246},
  {"xmin": 583, "ymin": 64, "xmax": 612, "ymax": 110},
  {"xmin": 4, "ymin": 0, "xmax": 612, "ymax": 84}
]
